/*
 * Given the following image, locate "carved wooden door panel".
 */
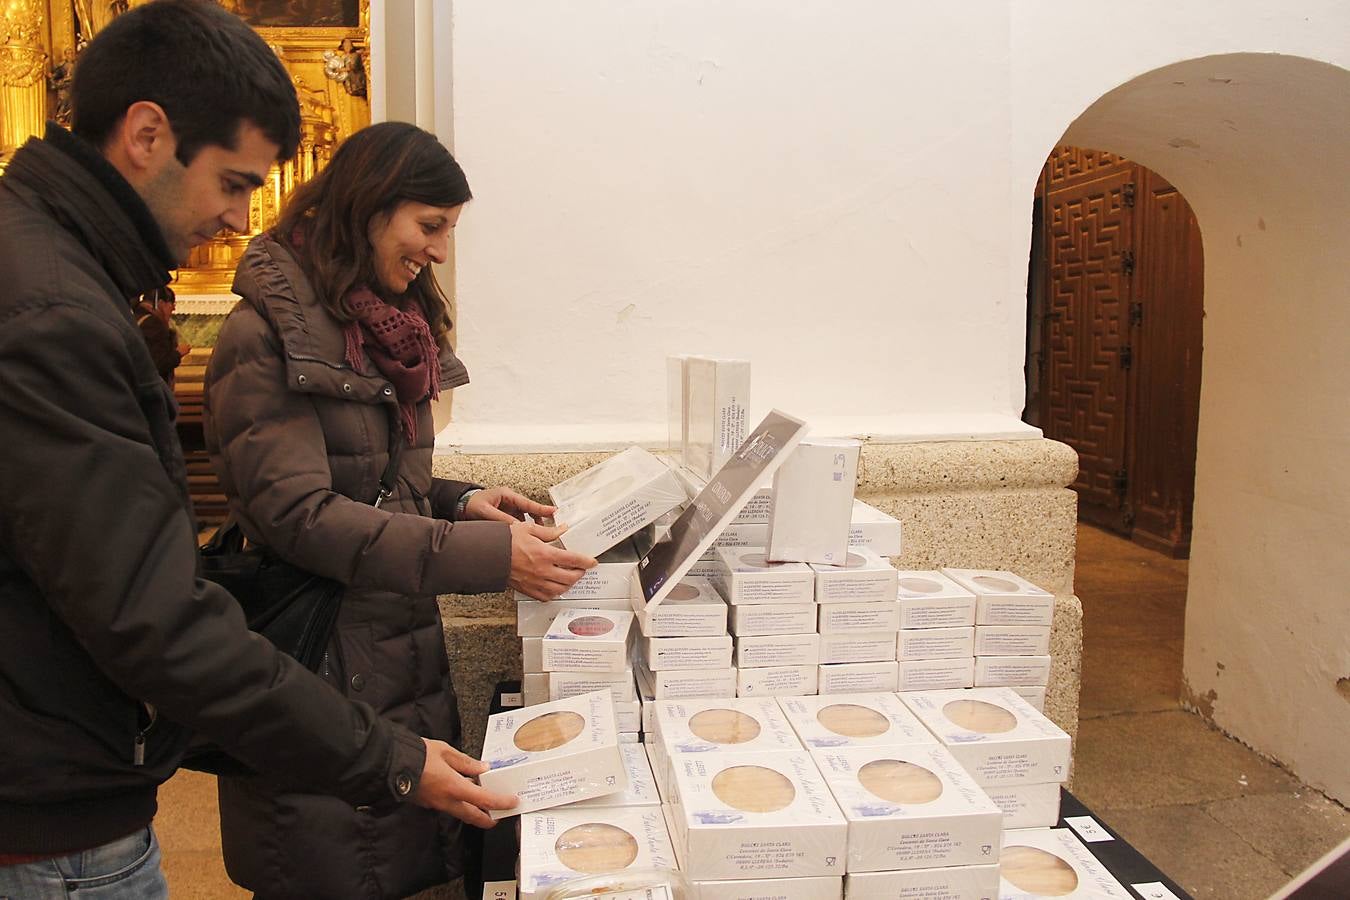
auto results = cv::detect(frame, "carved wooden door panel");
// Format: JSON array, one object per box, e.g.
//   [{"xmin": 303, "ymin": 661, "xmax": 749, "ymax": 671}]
[
  {"xmin": 1128, "ymin": 169, "xmax": 1204, "ymax": 555},
  {"xmin": 1040, "ymin": 149, "xmax": 1135, "ymax": 532}
]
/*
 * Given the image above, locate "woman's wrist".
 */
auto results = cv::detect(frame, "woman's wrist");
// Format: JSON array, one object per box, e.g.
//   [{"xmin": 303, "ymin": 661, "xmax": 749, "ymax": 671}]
[{"xmin": 453, "ymin": 488, "xmax": 482, "ymax": 520}]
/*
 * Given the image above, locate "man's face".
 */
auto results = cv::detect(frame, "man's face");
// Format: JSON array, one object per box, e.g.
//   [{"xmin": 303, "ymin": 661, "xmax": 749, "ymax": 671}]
[{"xmin": 141, "ymin": 121, "xmax": 279, "ymax": 265}]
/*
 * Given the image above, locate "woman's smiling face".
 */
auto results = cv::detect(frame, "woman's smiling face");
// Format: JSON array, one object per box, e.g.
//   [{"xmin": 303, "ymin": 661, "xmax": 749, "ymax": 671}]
[{"xmin": 367, "ymin": 201, "xmax": 463, "ymax": 296}]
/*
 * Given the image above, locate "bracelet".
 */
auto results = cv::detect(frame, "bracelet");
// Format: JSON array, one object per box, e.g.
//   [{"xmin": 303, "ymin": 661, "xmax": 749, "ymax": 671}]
[{"xmin": 454, "ymin": 488, "xmax": 483, "ymax": 520}]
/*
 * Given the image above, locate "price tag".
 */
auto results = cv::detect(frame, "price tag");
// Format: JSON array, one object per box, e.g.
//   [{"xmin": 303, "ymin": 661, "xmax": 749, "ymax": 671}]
[
  {"xmin": 500, "ymin": 692, "xmax": 523, "ymax": 708},
  {"xmin": 1131, "ymin": 882, "xmax": 1183, "ymax": 900},
  {"xmin": 481, "ymin": 880, "xmax": 516, "ymax": 900},
  {"xmin": 1064, "ymin": 814, "xmax": 1114, "ymax": 842}
]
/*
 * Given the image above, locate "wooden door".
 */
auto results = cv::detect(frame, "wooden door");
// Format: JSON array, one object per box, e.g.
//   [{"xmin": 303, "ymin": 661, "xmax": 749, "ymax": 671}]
[
  {"xmin": 1040, "ymin": 149, "xmax": 1136, "ymax": 533},
  {"xmin": 1127, "ymin": 170, "xmax": 1204, "ymax": 555}
]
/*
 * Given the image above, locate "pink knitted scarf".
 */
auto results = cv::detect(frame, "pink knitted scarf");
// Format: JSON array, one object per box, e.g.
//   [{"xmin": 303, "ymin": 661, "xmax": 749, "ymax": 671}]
[{"xmin": 342, "ymin": 286, "xmax": 441, "ymax": 442}]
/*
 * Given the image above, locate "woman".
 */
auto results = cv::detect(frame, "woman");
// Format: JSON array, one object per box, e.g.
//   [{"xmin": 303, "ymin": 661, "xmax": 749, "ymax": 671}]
[{"xmin": 203, "ymin": 122, "xmax": 595, "ymax": 899}]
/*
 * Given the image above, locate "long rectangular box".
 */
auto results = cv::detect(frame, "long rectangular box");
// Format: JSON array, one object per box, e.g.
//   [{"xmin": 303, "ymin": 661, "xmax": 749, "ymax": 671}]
[
  {"xmin": 973, "ymin": 624, "xmax": 1052, "ymax": 656},
  {"xmin": 643, "ymin": 634, "xmax": 733, "ymax": 671},
  {"xmin": 728, "ymin": 602, "xmax": 818, "ymax": 637},
  {"xmin": 552, "ymin": 446, "xmax": 687, "ymax": 556},
  {"xmin": 817, "ymin": 661, "xmax": 898, "ymax": 695},
  {"xmin": 779, "ymin": 692, "xmax": 935, "ymax": 751},
  {"xmin": 518, "ymin": 806, "xmax": 677, "ymax": 900},
  {"xmin": 714, "ymin": 547, "xmax": 815, "ymax": 605},
  {"xmin": 818, "ymin": 631, "xmax": 898, "ymax": 664},
  {"xmin": 817, "ymin": 600, "xmax": 900, "ymax": 634},
  {"xmin": 637, "ymin": 576, "xmax": 727, "ymax": 637},
  {"xmin": 814, "ymin": 744, "xmax": 1002, "ymax": 872},
  {"xmin": 894, "ymin": 571, "xmax": 977, "ymax": 629},
  {"xmin": 898, "ymin": 687, "xmax": 1071, "ymax": 787},
  {"xmin": 479, "ymin": 690, "xmax": 626, "ymax": 818},
  {"xmin": 896, "ymin": 626, "xmax": 975, "ymax": 661},
  {"xmin": 848, "ymin": 500, "xmax": 903, "ymax": 558},
  {"xmin": 973, "ymin": 654, "xmax": 1051, "ymax": 687},
  {"xmin": 684, "ymin": 356, "xmax": 751, "ymax": 480},
  {"xmin": 998, "ymin": 827, "xmax": 1134, "ymax": 897},
  {"xmin": 844, "ymin": 864, "xmax": 999, "ymax": 899},
  {"xmin": 737, "ymin": 663, "xmax": 818, "ymax": 698},
  {"xmin": 895, "ymin": 657, "xmax": 975, "ymax": 691},
  {"xmin": 766, "ymin": 438, "xmax": 860, "ymax": 566},
  {"xmin": 541, "ymin": 608, "xmax": 635, "ymax": 673},
  {"xmin": 942, "ymin": 568, "xmax": 1055, "ymax": 627},
  {"xmin": 810, "ymin": 547, "xmax": 898, "ymax": 604},
  {"xmin": 735, "ymin": 632, "xmax": 821, "ymax": 668},
  {"xmin": 666, "ymin": 750, "xmax": 847, "ymax": 880}
]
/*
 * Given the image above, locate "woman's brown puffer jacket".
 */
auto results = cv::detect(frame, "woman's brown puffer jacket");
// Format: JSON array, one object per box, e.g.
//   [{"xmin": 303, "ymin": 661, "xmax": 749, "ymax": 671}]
[{"xmin": 203, "ymin": 233, "xmax": 511, "ymax": 899}]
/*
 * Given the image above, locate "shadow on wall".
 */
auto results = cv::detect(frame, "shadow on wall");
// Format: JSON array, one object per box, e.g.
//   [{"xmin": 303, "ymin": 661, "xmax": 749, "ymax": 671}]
[{"xmin": 1036, "ymin": 53, "xmax": 1350, "ymax": 803}]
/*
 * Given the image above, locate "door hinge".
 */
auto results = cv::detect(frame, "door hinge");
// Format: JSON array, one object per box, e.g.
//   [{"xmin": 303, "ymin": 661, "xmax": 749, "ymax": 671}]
[
  {"xmin": 1129, "ymin": 301, "xmax": 1144, "ymax": 327},
  {"xmin": 1120, "ymin": 345, "xmax": 1133, "ymax": 368},
  {"xmin": 1113, "ymin": 469, "xmax": 1128, "ymax": 493},
  {"xmin": 1121, "ymin": 249, "xmax": 1135, "ymax": 276},
  {"xmin": 1123, "ymin": 181, "xmax": 1136, "ymax": 207}
]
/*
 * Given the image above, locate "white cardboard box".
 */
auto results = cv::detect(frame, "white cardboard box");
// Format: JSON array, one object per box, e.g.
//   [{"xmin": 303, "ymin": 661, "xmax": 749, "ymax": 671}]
[
  {"xmin": 818, "ymin": 631, "xmax": 900, "ymax": 665},
  {"xmin": 817, "ymin": 661, "xmax": 899, "ymax": 695},
  {"xmin": 817, "ymin": 600, "xmax": 900, "ymax": 634},
  {"xmin": 728, "ymin": 602, "xmax": 818, "ymax": 637},
  {"xmin": 983, "ymin": 781, "xmax": 1061, "ymax": 829},
  {"xmin": 809, "ymin": 548, "xmax": 899, "ymax": 604},
  {"xmin": 642, "ymin": 634, "xmax": 733, "ymax": 671},
  {"xmin": 779, "ymin": 692, "xmax": 936, "ymax": 751},
  {"xmin": 736, "ymin": 664, "xmax": 819, "ymax": 698},
  {"xmin": 522, "ymin": 636, "xmax": 542, "ymax": 673},
  {"xmin": 735, "ymin": 632, "xmax": 821, "ymax": 668},
  {"xmin": 638, "ymin": 662, "xmax": 737, "ymax": 700},
  {"xmin": 714, "ymin": 547, "xmax": 815, "ymax": 606},
  {"xmin": 974, "ymin": 654, "xmax": 1052, "ymax": 687},
  {"xmin": 848, "ymin": 500, "xmax": 903, "ymax": 558},
  {"xmin": 517, "ymin": 595, "xmax": 635, "ymax": 637},
  {"xmin": 894, "ymin": 571, "xmax": 977, "ymax": 629},
  {"xmin": 973, "ymin": 624, "xmax": 1052, "ymax": 657},
  {"xmin": 542, "ymin": 608, "xmax": 635, "ymax": 673},
  {"xmin": 523, "ymin": 672, "xmax": 549, "ymax": 706},
  {"xmin": 517, "ymin": 806, "xmax": 677, "ymax": 900},
  {"xmin": 557, "ymin": 540, "xmax": 640, "ymax": 601},
  {"xmin": 552, "ymin": 447, "xmax": 687, "ymax": 557},
  {"xmin": 897, "ymin": 626, "xmax": 976, "ymax": 661},
  {"xmin": 479, "ymin": 690, "xmax": 626, "ymax": 818},
  {"xmin": 614, "ymin": 699, "xmax": 641, "ymax": 734},
  {"xmin": 670, "ymin": 465, "xmax": 774, "ymax": 525},
  {"xmin": 898, "ymin": 687, "xmax": 1071, "ymax": 787},
  {"xmin": 766, "ymin": 438, "xmax": 860, "ymax": 565},
  {"xmin": 666, "ymin": 750, "xmax": 847, "ymax": 880},
  {"xmin": 998, "ymin": 827, "xmax": 1134, "ymax": 898},
  {"xmin": 1007, "ymin": 684, "xmax": 1047, "ymax": 712},
  {"xmin": 895, "ymin": 657, "xmax": 976, "ymax": 691},
  {"xmin": 667, "ymin": 355, "xmax": 687, "ymax": 456},
  {"xmin": 814, "ymin": 744, "xmax": 1002, "ymax": 872},
  {"xmin": 684, "ymin": 356, "xmax": 751, "ymax": 480},
  {"xmin": 561, "ymin": 742, "xmax": 660, "ymax": 809},
  {"xmin": 692, "ymin": 877, "xmax": 842, "ymax": 900},
  {"xmin": 637, "ymin": 577, "xmax": 727, "ymax": 638},
  {"xmin": 844, "ymin": 864, "xmax": 999, "ymax": 899},
  {"xmin": 941, "ymin": 569, "xmax": 1055, "ymax": 627},
  {"xmin": 548, "ymin": 668, "xmax": 637, "ymax": 704},
  {"xmin": 652, "ymin": 696, "xmax": 803, "ymax": 797}
]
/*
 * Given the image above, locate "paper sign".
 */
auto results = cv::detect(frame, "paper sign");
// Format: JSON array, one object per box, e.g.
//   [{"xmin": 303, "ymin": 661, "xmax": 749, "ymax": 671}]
[
  {"xmin": 481, "ymin": 880, "xmax": 516, "ymax": 900},
  {"xmin": 1064, "ymin": 814, "xmax": 1114, "ymax": 842},
  {"xmin": 1131, "ymin": 883, "xmax": 1183, "ymax": 900}
]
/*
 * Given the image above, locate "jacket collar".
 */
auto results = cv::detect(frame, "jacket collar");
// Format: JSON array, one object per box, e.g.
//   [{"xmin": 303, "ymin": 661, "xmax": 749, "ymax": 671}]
[{"xmin": 2, "ymin": 123, "xmax": 174, "ymax": 301}]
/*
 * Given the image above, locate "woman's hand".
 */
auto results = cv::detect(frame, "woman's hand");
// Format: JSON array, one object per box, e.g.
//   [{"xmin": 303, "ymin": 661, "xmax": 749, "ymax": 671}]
[
  {"xmin": 464, "ymin": 486, "xmax": 556, "ymax": 523},
  {"xmin": 508, "ymin": 521, "xmax": 596, "ymax": 600},
  {"xmin": 412, "ymin": 739, "xmax": 517, "ymax": 828}
]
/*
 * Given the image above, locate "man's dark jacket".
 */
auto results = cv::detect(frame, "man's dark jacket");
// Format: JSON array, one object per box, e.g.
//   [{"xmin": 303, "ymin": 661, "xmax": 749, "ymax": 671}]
[{"xmin": 0, "ymin": 125, "xmax": 427, "ymax": 855}]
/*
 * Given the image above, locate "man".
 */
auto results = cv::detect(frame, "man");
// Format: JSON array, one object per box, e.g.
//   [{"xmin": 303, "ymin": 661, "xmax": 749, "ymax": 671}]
[
  {"xmin": 0, "ymin": 2, "xmax": 518, "ymax": 895},
  {"xmin": 134, "ymin": 286, "xmax": 190, "ymax": 385}
]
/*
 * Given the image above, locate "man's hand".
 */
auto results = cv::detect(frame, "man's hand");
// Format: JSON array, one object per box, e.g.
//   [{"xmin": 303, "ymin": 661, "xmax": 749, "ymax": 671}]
[
  {"xmin": 465, "ymin": 486, "xmax": 556, "ymax": 523},
  {"xmin": 412, "ymin": 739, "xmax": 517, "ymax": 828},
  {"xmin": 509, "ymin": 521, "xmax": 596, "ymax": 600}
]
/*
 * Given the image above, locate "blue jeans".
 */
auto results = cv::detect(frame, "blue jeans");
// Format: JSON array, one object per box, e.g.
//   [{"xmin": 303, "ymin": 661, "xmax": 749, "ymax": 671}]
[{"xmin": 0, "ymin": 827, "xmax": 167, "ymax": 899}]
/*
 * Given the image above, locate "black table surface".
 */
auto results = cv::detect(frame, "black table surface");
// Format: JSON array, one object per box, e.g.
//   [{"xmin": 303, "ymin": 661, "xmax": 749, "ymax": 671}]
[{"xmin": 463, "ymin": 681, "xmax": 1196, "ymax": 899}]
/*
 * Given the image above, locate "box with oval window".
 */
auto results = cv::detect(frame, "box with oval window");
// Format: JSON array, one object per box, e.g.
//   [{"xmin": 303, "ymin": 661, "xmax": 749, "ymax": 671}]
[
  {"xmin": 779, "ymin": 693, "xmax": 935, "ymax": 751},
  {"xmin": 517, "ymin": 805, "xmax": 678, "ymax": 900}
]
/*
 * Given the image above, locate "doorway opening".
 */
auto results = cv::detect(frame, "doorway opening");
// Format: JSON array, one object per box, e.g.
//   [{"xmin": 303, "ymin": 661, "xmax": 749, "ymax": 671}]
[{"xmin": 1025, "ymin": 147, "xmax": 1203, "ymax": 558}]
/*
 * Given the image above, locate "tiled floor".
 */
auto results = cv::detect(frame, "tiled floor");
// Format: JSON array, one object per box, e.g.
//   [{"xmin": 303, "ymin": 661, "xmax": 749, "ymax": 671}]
[{"xmin": 153, "ymin": 524, "xmax": 1349, "ymax": 898}]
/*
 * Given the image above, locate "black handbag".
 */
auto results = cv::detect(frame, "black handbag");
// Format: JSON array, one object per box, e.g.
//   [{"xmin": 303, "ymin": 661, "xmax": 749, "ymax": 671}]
[{"xmin": 181, "ymin": 422, "xmax": 403, "ymax": 775}]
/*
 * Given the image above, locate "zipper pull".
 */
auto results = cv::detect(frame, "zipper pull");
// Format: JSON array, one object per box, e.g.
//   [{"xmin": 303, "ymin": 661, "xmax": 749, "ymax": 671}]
[{"xmin": 134, "ymin": 734, "xmax": 146, "ymax": 766}]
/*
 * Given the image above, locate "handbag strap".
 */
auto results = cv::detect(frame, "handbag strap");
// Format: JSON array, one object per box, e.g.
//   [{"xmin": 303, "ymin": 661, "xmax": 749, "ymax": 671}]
[{"xmin": 371, "ymin": 408, "xmax": 405, "ymax": 509}]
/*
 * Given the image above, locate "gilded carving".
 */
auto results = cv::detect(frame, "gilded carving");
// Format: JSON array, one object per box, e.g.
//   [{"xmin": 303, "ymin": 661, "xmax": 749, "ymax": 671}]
[{"xmin": 0, "ymin": 0, "xmax": 49, "ymax": 88}]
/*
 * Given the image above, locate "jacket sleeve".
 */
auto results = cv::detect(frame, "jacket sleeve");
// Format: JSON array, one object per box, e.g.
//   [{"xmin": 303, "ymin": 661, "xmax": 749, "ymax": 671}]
[
  {"xmin": 427, "ymin": 477, "xmax": 484, "ymax": 521},
  {"xmin": 205, "ymin": 307, "xmax": 511, "ymax": 596},
  {"xmin": 0, "ymin": 302, "xmax": 426, "ymax": 808}
]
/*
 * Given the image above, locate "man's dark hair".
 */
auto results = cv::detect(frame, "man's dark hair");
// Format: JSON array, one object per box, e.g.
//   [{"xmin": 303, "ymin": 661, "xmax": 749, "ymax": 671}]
[{"xmin": 71, "ymin": 0, "xmax": 300, "ymax": 164}]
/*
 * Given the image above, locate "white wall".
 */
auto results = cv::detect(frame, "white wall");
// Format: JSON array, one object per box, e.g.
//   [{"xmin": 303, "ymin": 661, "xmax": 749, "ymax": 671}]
[{"xmin": 375, "ymin": 1, "xmax": 1350, "ymax": 797}]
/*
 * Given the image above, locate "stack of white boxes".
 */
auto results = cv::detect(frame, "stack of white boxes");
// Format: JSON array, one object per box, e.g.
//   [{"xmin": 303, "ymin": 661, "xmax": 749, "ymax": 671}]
[
  {"xmin": 943, "ymin": 569, "xmax": 1055, "ymax": 712},
  {"xmin": 715, "ymin": 546, "xmax": 820, "ymax": 698},
  {"xmin": 635, "ymin": 576, "xmax": 736, "ymax": 705},
  {"xmin": 900, "ymin": 687, "xmax": 1071, "ymax": 831},
  {"xmin": 540, "ymin": 607, "xmax": 640, "ymax": 743},
  {"xmin": 813, "ymin": 549, "xmax": 901, "ymax": 695},
  {"xmin": 894, "ymin": 570, "xmax": 977, "ymax": 694},
  {"xmin": 780, "ymin": 693, "xmax": 1003, "ymax": 897}
]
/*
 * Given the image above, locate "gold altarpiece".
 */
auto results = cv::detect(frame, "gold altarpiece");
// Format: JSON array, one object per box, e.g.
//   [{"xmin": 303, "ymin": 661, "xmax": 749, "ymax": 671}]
[{"xmin": 0, "ymin": 0, "xmax": 370, "ymax": 295}]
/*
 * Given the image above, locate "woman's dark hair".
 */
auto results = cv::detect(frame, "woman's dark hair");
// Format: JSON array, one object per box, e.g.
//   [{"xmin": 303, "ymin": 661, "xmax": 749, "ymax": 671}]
[
  {"xmin": 71, "ymin": 0, "xmax": 300, "ymax": 164},
  {"xmin": 276, "ymin": 121, "xmax": 472, "ymax": 341}
]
